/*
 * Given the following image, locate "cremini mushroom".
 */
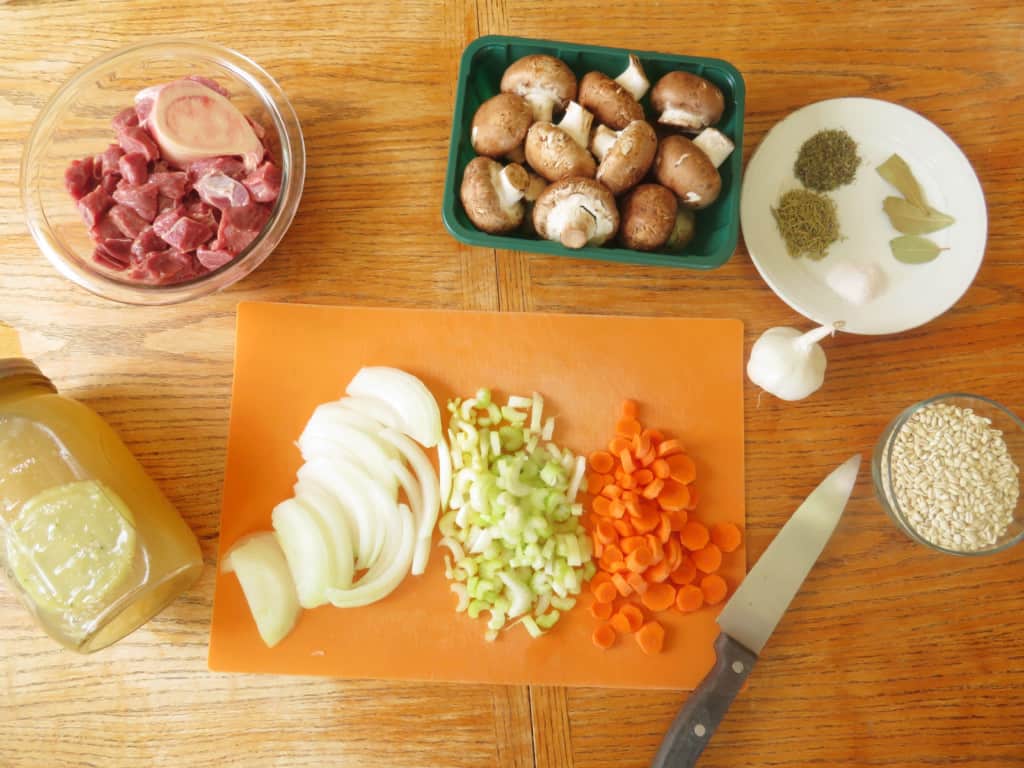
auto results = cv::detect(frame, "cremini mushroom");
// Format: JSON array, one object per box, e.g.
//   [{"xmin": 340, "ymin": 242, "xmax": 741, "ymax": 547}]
[
  {"xmin": 500, "ymin": 55, "xmax": 577, "ymax": 123},
  {"xmin": 579, "ymin": 71, "xmax": 644, "ymax": 130},
  {"xmin": 591, "ymin": 120, "xmax": 658, "ymax": 195},
  {"xmin": 691, "ymin": 127, "xmax": 735, "ymax": 168},
  {"xmin": 532, "ymin": 177, "xmax": 619, "ymax": 249},
  {"xmin": 665, "ymin": 207, "xmax": 697, "ymax": 250},
  {"xmin": 520, "ymin": 171, "xmax": 550, "ymax": 235},
  {"xmin": 471, "ymin": 93, "xmax": 534, "ymax": 162},
  {"xmin": 460, "ymin": 156, "xmax": 530, "ymax": 234},
  {"xmin": 619, "ymin": 184, "xmax": 678, "ymax": 251},
  {"xmin": 650, "ymin": 71, "xmax": 725, "ymax": 131},
  {"xmin": 524, "ymin": 101, "xmax": 596, "ymax": 182},
  {"xmin": 654, "ymin": 134, "xmax": 721, "ymax": 209},
  {"xmin": 614, "ymin": 54, "xmax": 650, "ymax": 101}
]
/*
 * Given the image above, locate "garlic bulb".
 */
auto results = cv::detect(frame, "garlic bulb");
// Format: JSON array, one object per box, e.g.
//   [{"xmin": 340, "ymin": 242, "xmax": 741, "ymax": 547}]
[{"xmin": 746, "ymin": 324, "xmax": 836, "ymax": 401}]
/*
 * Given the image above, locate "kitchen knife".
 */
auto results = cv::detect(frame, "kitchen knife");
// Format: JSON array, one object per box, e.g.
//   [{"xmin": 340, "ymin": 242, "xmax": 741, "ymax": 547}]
[{"xmin": 650, "ymin": 453, "xmax": 862, "ymax": 768}]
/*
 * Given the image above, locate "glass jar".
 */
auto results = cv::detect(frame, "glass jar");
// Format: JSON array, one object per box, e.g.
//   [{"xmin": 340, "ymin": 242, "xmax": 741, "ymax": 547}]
[{"xmin": 0, "ymin": 358, "xmax": 203, "ymax": 651}]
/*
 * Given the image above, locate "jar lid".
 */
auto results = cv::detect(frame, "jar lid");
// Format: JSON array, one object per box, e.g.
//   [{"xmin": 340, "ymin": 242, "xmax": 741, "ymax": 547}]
[{"xmin": 0, "ymin": 358, "xmax": 55, "ymax": 392}]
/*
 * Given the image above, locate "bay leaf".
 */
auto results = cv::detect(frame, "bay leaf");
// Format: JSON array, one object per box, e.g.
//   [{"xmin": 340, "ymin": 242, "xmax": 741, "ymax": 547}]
[
  {"xmin": 877, "ymin": 153, "xmax": 928, "ymax": 210},
  {"xmin": 883, "ymin": 196, "xmax": 956, "ymax": 234},
  {"xmin": 890, "ymin": 235, "xmax": 946, "ymax": 264}
]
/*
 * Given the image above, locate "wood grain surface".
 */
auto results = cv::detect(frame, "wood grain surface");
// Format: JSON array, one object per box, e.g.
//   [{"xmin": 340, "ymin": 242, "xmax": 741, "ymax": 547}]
[{"xmin": 1, "ymin": 1, "xmax": 1023, "ymax": 766}]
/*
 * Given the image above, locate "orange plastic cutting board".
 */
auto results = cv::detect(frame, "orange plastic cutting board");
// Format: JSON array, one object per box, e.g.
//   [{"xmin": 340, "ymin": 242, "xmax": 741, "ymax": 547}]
[{"xmin": 208, "ymin": 303, "xmax": 745, "ymax": 689}]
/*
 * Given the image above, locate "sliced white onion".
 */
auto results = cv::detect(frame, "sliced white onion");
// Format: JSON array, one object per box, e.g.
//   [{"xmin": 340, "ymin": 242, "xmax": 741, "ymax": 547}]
[
  {"xmin": 327, "ymin": 503, "xmax": 415, "ymax": 607},
  {"xmin": 389, "ymin": 457, "xmax": 424, "ymax": 534},
  {"xmin": 346, "ymin": 366, "xmax": 442, "ymax": 447},
  {"xmin": 377, "ymin": 426, "xmax": 440, "ymax": 575},
  {"xmin": 297, "ymin": 459, "xmax": 378, "ymax": 570},
  {"xmin": 222, "ymin": 532, "xmax": 301, "ymax": 648},
  {"xmin": 298, "ymin": 412, "xmax": 398, "ymax": 492},
  {"xmin": 338, "ymin": 396, "xmax": 400, "ymax": 429},
  {"xmin": 271, "ymin": 497, "xmax": 334, "ymax": 609},
  {"xmin": 293, "ymin": 478, "xmax": 354, "ymax": 589}
]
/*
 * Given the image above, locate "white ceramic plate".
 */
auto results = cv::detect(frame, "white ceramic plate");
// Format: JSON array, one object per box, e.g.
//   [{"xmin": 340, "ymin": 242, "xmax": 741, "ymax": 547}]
[{"xmin": 741, "ymin": 97, "xmax": 986, "ymax": 335}]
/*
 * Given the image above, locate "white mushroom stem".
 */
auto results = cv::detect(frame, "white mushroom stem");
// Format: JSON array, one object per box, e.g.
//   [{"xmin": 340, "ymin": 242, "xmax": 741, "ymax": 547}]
[
  {"xmin": 614, "ymin": 54, "xmax": 650, "ymax": 101},
  {"xmin": 692, "ymin": 127, "xmax": 735, "ymax": 169},
  {"xmin": 590, "ymin": 125, "xmax": 619, "ymax": 162},
  {"xmin": 494, "ymin": 165, "xmax": 528, "ymax": 209},
  {"xmin": 522, "ymin": 92, "xmax": 556, "ymax": 123},
  {"xmin": 557, "ymin": 101, "xmax": 594, "ymax": 150},
  {"xmin": 659, "ymin": 106, "xmax": 704, "ymax": 129},
  {"xmin": 559, "ymin": 205, "xmax": 598, "ymax": 248}
]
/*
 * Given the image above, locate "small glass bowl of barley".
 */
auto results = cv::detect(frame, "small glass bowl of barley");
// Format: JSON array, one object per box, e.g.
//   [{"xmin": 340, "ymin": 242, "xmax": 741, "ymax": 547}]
[{"xmin": 873, "ymin": 394, "xmax": 1024, "ymax": 556}]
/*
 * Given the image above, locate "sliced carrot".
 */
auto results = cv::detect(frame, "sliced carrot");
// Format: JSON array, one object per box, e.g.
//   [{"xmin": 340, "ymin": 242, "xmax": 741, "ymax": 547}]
[
  {"xmin": 642, "ymin": 582, "xmax": 677, "ymax": 612},
  {"xmin": 656, "ymin": 513, "xmax": 672, "ymax": 543},
  {"xmin": 636, "ymin": 621, "xmax": 665, "ymax": 655},
  {"xmin": 621, "ymin": 490, "xmax": 636, "ymax": 503},
  {"xmin": 616, "ymin": 417, "xmax": 642, "ymax": 437},
  {"xmin": 626, "ymin": 545, "xmax": 653, "ymax": 573},
  {"xmin": 639, "ymin": 451, "xmax": 656, "ymax": 468},
  {"xmin": 619, "ymin": 450, "xmax": 636, "ymax": 473},
  {"xmin": 601, "ymin": 484, "xmax": 622, "ymax": 500},
  {"xmin": 676, "ymin": 584, "xmax": 704, "ymax": 613},
  {"xmin": 611, "ymin": 572, "xmax": 633, "ymax": 597},
  {"xmin": 595, "ymin": 519, "xmax": 618, "ymax": 544},
  {"xmin": 633, "ymin": 508, "xmax": 661, "ymax": 534},
  {"xmin": 669, "ymin": 554, "xmax": 697, "ymax": 585},
  {"xmin": 602, "ymin": 544, "xmax": 624, "ymax": 564},
  {"xmin": 711, "ymin": 522, "xmax": 743, "ymax": 553},
  {"xmin": 593, "ymin": 538, "xmax": 604, "ymax": 558},
  {"xmin": 634, "ymin": 433, "xmax": 653, "ymax": 460},
  {"xmin": 626, "ymin": 572, "xmax": 648, "ymax": 595},
  {"xmin": 643, "ymin": 427, "xmax": 665, "ymax": 443},
  {"xmin": 610, "ymin": 611, "xmax": 632, "ymax": 634},
  {"xmin": 665, "ymin": 453, "xmax": 697, "ymax": 485},
  {"xmin": 590, "ymin": 599, "xmax": 614, "ymax": 621},
  {"xmin": 680, "ymin": 521, "xmax": 709, "ymax": 551},
  {"xmin": 641, "ymin": 477, "xmax": 665, "ymax": 499},
  {"xmin": 657, "ymin": 439, "xmax": 685, "ymax": 458},
  {"xmin": 609, "ymin": 437, "xmax": 632, "ymax": 456},
  {"xmin": 684, "ymin": 484, "xmax": 699, "ymax": 511},
  {"xmin": 619, "ymin": 473, "xmax": 636, "ymax": 490},
  {"xmin": 612, "ymin": 519, "xmax": 634, "ymax": 537},
  {"xmin": 591, "ymin": 496, "xmax": 612, "ymax": 517},
  {"xmin": 621, "ymin": 399, "xmax": 638, "ymax": 419},
  {"xmin": 666, "ymin": 509, "xmax": 688, "ymax": 531},
  {"xmin": 608, "ymin": 499, "xmax": 626, "ymax": 519},
  {"xmin": 645, "ymin": 534, "xmax": 664, "ymax": 565},
  {"xmin": 588, "ymin": 450, "xmax": 615, "ymax": 474},
  {"xmin": 644, "ymin": 559, "xmax": 671, "ymax": 584},
  {"xmin": 620, "ymin": 535, "xmax": 645, "ymax": 554},
  {"xmin": 633, "ymin": 468, "xmax": 654, "ymax": 486},
  {"xmin": 619, "ymin": 603, "xmax": 645, "ymax": 632},
  {"xmin": 589, "ymin": 571, "xmax": 613, "ymax": 592},
  {"xmin": 700, "ymin": 573, "xmax": 728, "ymax": 605},
  {"xmin": 594, "ymin": 580, "xmax": 618, "ymax": 604},
  {"xmin": 692, "ymin": 543, "xmax": 723, "ymax": 574},
  {"xmin": 586, "ymin": 473, "xmax": 606, "ymax": 495},
  {"xmin": 665, "ymin": 537, "xmax": 683, "ymax": 573},
  {"xmin": 651, "ymin": 458, "xmax": 671, "ymax": 479},
  {"xmin": 658, "ymin": 479, "xmax": 691, "ymax": 512},
  {"xmin": 592, "ymin": 623, "xmax": 617, "ymax": 649}
]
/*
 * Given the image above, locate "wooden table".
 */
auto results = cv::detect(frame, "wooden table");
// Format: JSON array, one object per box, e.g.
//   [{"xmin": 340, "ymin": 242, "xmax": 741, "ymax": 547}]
[{"xmin": 2, "ymin": 2, "xmax": 1023, "ymax": 766}]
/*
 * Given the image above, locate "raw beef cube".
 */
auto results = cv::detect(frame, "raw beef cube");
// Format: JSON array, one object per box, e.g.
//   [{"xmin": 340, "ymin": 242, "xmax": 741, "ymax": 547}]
[
  {"xmin": 131, "ymin": 227, "xmax": 169, "ymax": 262},
  {"xmin": 112, "ymin": 107, "xmax": 140, "ymax": 134},
  {"xmin": 155, "ymin": 209, "xmax": 213, "ymax": 252},
  {"xmin": 76, "ymin": 187, "xmax": 114, "ymax": 227},
  {"xmin": 152, "ymin": 205, "xmax": 186, "ymax": 236},
  {"xmin": 100, "ymin": 173, "xmax": 120, "ymax": 194},
  {"xmin": 242, "ymin": 161, "xmax": 281, "ymax": 203},
  {"xmin": 117, "ymin": 125, "xmax": 160, "ymax": 162},
  {"xmin": 188, "ymin": 155, "xmax": 246, "ymax": 180},
  {"xmin": 148, "ymin": 171, "xmax": 189, "ymax": 200},
  {"xmin": 129, "ymin": 249, "xmax": 193, "ymax": 284},
  {"xmin": 108, "ymin": 204, "xmax": 149, "ymax": 239},
  {"xmin": 196, "ymin": 248, "xmax": 234, "ymax": 270},
  {"xmin": 185, "ymin": 199, "xmax": 218, "ymax": 231},
  {"xmin": 97, "ymin": 237, "xmax": 133, "ymax": 265},
  {"xmin": 185, "ymin": 75, "xmax": 230, "ymax": 97},
  {"xmin": 112, "ymin": 182, "xmax": 159, "ymax": 222},
  {"xmin": 195, "ymin": 172, "xmax": 250, "ymax": 209},
  {"xmin": 216, "ymin": 203, "xmax": 271, "ymax": 254},
  {"xmin": 95, "ymin": 144, "xmax": 125, "ymax": 176},
  {"xmin": 90, "ymin": 214, "xmax": 123, "ymax": 242},
  {"xmin": 64, "ymin": 157, "xmax": 96, "ymax": 201},
  {"xmin": 118, "ymin": 152, "xmax": 149, "ymax": 186},
  {"xmin": 93, "ymin": 246, "xmax": 128, "ymax": 271}
]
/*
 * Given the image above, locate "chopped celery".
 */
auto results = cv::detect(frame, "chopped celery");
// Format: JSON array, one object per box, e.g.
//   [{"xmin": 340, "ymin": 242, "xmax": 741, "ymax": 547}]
[{"xmin": 439, "ymin": 388, "xmax": 590, "ymax": 640}]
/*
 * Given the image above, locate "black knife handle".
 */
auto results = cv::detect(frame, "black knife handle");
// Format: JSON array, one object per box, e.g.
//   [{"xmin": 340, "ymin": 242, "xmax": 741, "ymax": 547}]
[{"xmin": 650, "ymin": 633, "xmax": 757, "ymax": 768}]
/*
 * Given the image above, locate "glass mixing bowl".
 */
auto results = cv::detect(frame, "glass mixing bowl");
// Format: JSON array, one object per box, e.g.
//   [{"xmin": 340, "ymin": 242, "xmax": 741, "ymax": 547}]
[{"xmin": 20, "ymin": 39, "xmax": 305, "ymax": 305}]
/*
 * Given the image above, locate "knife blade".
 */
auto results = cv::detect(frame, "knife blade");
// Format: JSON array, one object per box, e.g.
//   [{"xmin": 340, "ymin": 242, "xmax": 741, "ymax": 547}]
[{"xmin": 650, "ymin": 454, "xmax": 861, "ymax": 768}]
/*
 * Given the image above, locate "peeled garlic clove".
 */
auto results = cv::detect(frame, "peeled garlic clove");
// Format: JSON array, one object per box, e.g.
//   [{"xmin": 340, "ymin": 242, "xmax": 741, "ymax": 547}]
[{"xmin": 825, "ymin": 259, "xmax": 884, "ymax": 305}]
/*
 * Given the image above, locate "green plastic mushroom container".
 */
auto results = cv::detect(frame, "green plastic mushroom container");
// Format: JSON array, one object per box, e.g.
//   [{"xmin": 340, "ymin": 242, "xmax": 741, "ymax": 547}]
[{"xmin": 442, "ymin": 35, "xmax": 746, "ymax": 269}]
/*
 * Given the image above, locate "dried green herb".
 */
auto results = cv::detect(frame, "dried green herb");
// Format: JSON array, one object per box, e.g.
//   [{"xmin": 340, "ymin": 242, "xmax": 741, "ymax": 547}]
[
  {"xmin": 771, "ymin": 189, "xmax": 840, "ymax": 260},
  {"xmin": 876, "ymin": 154, "xmax": 928, "ymax": 210},
  {"xmin": 794, "ymin": 129, "xmax": 860, "ymax": 191},
  {"xmin": 883, "ymin": 197, "xmax": 956, "ymax": 234},
  {"xmin": 890, "ymin": 235, "xmax": 946, "ymax": 264}
]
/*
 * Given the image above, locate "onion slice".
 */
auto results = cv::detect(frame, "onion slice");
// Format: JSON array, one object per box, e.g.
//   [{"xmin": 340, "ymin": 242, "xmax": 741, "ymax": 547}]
[
  {"xmin": 271, "ymin": 498, "xmax": 334, "ymax": 609},
  {"xmin": 222, "ymin": 533, "xmax": 300, "ymax": 648},
  {"xmin": 293, "ymin": 478, "xmax": 355, "ymax": 589},
  {"xmin": 377, "ymin": 427, "xmax": 440, "ymax": 575},
  {"xmin": 327, "ymin": 503, "xmax": 415, "ymax": 608},
  {"xmin": 346, "ymin": 367, "xmax": 442, "ymax": 447}
]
